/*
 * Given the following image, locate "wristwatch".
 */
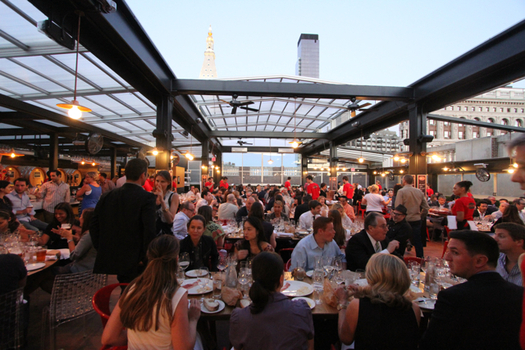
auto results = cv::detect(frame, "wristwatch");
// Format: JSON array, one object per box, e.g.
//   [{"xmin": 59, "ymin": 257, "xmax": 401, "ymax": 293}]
[
  {"xmin": 67, "ymin": 239, "xmax": 74, "ymax": 243},
  {"xmin": 163, "ymin": 207, "xmax": 169, "ymax": 212}
]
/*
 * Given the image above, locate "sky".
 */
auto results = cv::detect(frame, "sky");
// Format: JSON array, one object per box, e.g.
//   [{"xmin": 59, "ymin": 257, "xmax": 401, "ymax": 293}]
[{"xmin": 125, "ymin": 0, "xmax": 525, "ymax": 88}]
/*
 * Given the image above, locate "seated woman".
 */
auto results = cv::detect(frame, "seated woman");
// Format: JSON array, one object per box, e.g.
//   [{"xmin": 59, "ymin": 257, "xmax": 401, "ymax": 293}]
[
  {"xmin": 328, "ymin": 209, "xmax": 347, "ymax": 247},
  {"xmin": 38, "ymin": 203, "xmax": 81, "ymax": 249},
  {"xmin": 318, "ymin": 196, "xmax": 330, "ymax": 217},
  {"xmin": 102, "ymin": 235, "xmax": 201, "ymax": 350},
  {"xmin": 267, "ymin": 200, "xmax": 289, "ymax": 223},
  {"xmin": 179, "ymin": 215, "xmax": 219, "ymax": 272},
  {"xmin": 230, "ymin": 251, "xmax": 314, "ymax": 350},
  {"xmin": 336, "ymin": 254, "xmax": 420, "ymax": 350},
  {"xmin": 249, "ymin": 202, "xmax": 276, "ymax": 248},
  {"xmin": 197, "ymin": 205, "xmax": 225, "ymax": 248},
  {"xmin": 56, "ymin": 208, "xmax": 97, "ymax": 273},
  {"xmin": 331, "ymin": 203, "xmax": 353, "ymax": 228},
  {"xmin": 234, "ymin": 216, "xmax": 274, "ymax": 262},
  {"xmin": 492, "ymin": 204, "xmax": 525, "ymax": 232}
]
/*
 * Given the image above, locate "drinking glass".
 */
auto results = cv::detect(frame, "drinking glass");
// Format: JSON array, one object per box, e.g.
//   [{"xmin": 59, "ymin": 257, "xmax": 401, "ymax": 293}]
[
  {"xmin": 176, "ymin": 268, "xmax": 185, "ymax": 285},
  {"xmin": 334, "ymin": 270, "xmax": 345, "ymax": 285},
  {"xmin": 314, "ymin": 256, "xmax": 323, "ymax": 271},
  {"xmin": 238, "ymin": 269, "xmax": 249, "ymax": 299},
  {"xmin": 323, "ymin": 256, "xmax": 334, "ymax": 275},
  {"xmin": 179, "ymin": 253, "xmax": 190, "ymax": 271},
  {"xmin": 213, "ymin": 279, "xmax": 222, "ymax": 299},
  {"xmin": 217, "ymin": 255, "xmax": 227, "ymax": 272},
  {"xmin": 312, "ymin": 270, "xmax": 324, "ymax": 305},
  {"xmin": 295, "ymin": 260, "xmax": 306, "ymax": 281}
]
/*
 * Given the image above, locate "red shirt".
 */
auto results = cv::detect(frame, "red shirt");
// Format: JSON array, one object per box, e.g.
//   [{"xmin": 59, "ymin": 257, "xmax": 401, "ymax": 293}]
[
  {"xmin": 343, "ymin": 183, "xmax": 353, "ymax": 198},
  {"xmin": 307, "ymin": 182, "xmax": 320, "ymax": 200},
  {"xmin": 284, "ymin": 180, "xmax": 291, "ymax": 192},
  {"xmin": 143, "ymin": 178, "xmax": 154, "ymax": 192},
  {"xmin": 427, "ymin": 188, "xmax": 434, "ymax": 196},
  {"xmin": 220, "ymin": 181, "xmax": 229, "ymax": 190},
  {"xmin": 451, "ymin": 196, "xmax": 476, "ymax": 227},
  {"xmin": 205, "ymin": 181, "xmax": 213, "ymax": 190}
]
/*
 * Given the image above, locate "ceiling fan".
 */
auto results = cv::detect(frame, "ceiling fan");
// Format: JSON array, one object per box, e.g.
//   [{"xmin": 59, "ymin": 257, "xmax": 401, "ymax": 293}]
[
  {"xmin": 346, "ymin": 97, "xmax": 376, "ymax": 117},
  {"xmin": 237, "ymin": 140, "xmax": 252, "ymax": 146},
  {"xmin": 220, "ymin": 94, "xmax": 259, "ymax": 115}
]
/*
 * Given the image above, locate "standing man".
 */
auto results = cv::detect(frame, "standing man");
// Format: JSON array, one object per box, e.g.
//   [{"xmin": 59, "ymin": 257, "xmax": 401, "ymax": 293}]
[
  {"xmin": 7, "ymin": 178, "xmax": 48, "ymax": 232},
  {"xmin": 494, "ymin": 222, "xmax": 525, "ymax": 286},
  {"xmin": 420, "ymin": 230, "xmax": 523, "ymax": 350},
  {"xmin": 306, "ymin": 175, "xmax": 320, "ymax": 200},
  {"xmin": 98, "ymin": 172, "xmax": 115, "ymax": 195},
  {"xmin": 342, "ymin": 176, "xmax": 354, "ymax": 205},
  {"xmin": 204, "ymin": 177, "xmax": 214, "ymax": 190},
  {"xmin": 284, "ymin": 177, "xmax": 292, "ymax": 192},
  {"xmin": 37, "ymin": 169, "xmax": 70, "ymax": 223},
  {"xmin": 219, "ymin": 177, "xmax": 229, "ymax": 191},
  {"xmin": 90, "ymin": 159, "xmax": 156, "ymax": 284},
  {"xmin": 395, "ymin": 175, "xmax": 429, "ymax": 258}
]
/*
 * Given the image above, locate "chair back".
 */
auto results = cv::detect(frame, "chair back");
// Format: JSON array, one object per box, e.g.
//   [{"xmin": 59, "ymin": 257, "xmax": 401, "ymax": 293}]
[
  {"xmin": 93, "ymin": 283, "xmax": 129, "ymax": 329},
  {"xmin": 403, "ymin": 256, "xmax": 422, "ymax": 266},
  {"xmin": 285, "ymin": 259, "xmax": 292, "ymax": 272},
  {"xmin": 0, "ymin": 287, "xmax": 24, "ymax": 349},
  {"xmin": 278, "ymin": 248, "xmax": 294, "ymax": 265}
]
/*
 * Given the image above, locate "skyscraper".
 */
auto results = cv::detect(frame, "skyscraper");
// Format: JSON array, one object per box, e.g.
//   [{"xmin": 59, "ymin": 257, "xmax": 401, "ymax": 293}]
[
  {"xmin": 296, "ymin": 34, "xmax": 319, "ymax": 78},
  {"xmin": 199, "ymin": 25, "xmax": 217, "ymax": 79}
]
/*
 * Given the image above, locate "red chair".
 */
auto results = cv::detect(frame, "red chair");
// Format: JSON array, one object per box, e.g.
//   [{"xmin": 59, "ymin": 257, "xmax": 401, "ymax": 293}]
[
  {"xmin": 92, "ymin": 283, "xmax": 128, "ymax": 329},
  {"xmin": 441, "ymin": 226, "xmax": 452, "ymax": 258},
  {"xmin": 356, "ymin": 201, "xmax": 365, "ymax": 218},
  {"xmin": 404, "ymin": 256, "xmax": 422, "ymax": 266},
  {"xmin": 285, "ymin": 259, "xmax": 292, "ymax": 272},
  {"xmin": 279, "ymin": 248, "xmax": 294, "ymax": 264}
]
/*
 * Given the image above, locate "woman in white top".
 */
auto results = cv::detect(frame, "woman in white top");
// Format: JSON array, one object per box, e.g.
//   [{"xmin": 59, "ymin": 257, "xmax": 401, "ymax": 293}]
[
  {"xmin": 318, "ymin": 196, "xmax": 330, "ymax": 217},
  {"xmin": 102, "ymin": 235, "xmax": 201, "ymax": 350},
  {"xmin": 362, "ymin": 184, "xmax": 390, "ymax": 214},
  {"xmin": 331, "ymin": 203, "xmax": 353, "ymax": 228}
]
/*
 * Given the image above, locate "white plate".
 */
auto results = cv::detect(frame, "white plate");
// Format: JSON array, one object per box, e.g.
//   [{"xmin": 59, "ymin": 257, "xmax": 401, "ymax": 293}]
[
  {"xmin": 181, "ymin": 278, "xmax": 213, "ymax": 295},
  {"xmin": 26, "ymin": 262, "xmax": 46, "ymax": 271},
  {"xmin": 281, "ymin": 280, "xmax": 313, "ymax": 297},
  {"xmin": 415, "ymin": 297, "xmax": 436, "ymax": 310},
  {"xmin": 306, "ymin": 270, "xmax": 327, "ymax": 278},
  {"xmin": 185, "ymin": 269, "xmax": 209, "ymax": 278},
  {"xmin": 355, "ymin": 278, "xmax": 422, "ymax": 294},
  {"xmin": 293, "ymin": 297, "xmax": 315, "ymax": 309},
  {"xmin": 201, "ymin": 299, "xmax": 225, "ymax": 314}
]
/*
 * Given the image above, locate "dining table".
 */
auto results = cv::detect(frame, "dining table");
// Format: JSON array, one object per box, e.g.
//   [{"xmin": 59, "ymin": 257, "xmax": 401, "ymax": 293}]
[{"xmin": 26, "ymin": 250, "xmax": 61, "ymax": 276}]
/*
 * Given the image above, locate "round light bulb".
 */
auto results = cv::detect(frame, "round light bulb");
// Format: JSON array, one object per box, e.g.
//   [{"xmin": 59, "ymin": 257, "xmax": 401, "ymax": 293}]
[
  {"xmin": 187, "ymin": 154, "xmax": 194, "ymax": 161},
  {"xmin": 152, "ymin": 149, "xmax": 159, "ymax": 156},
  {"xmin": 431, "ymin": 154, "xmax": 441, "ymax": 161},
  {"xmin": 400, "ymin": 170, "xmax": 404, "ymax": 174},
  {"xmin": 508, "ymin": 168, "xmax": 515, "ymax": 174},
  {"xmin": 400, "ymin": 158, "xmax": 407, "ymax": 164},
  {"xmin": 443, "ymin": 167, "xmax": 449, "ymax": 171},
  {"xmin": 68, "ymin": 105, "xmax": 82, "ymax": 119},
  {"xmin": 10, "ymin": 152, "xmax": 15, "ymax": 158},
  {"xmin": 291, "ymin": 141, "xmax": 299, "ymax": 148},
  {"xmin": 394, "ymin": 156, "xmax": 400, "ymax": 161},
  {"xmin": 381, "ymin": 173, "xmax": 386, "ymax": 177},
  {"xmin": 81, "ymin": 161, "xmax": 85, "ymax": 165},
  {"xmin": 358, "ymin": 157, "xmax": 364, "ymax": 163},
  {"xmin": 513, "ymin": 163, "xmax": 518, "ymax": 168},
  {"xmin": 342, "ymin": 168, "xmax": 346, "ymax": 171},
  {"xmin": 268, "ymin": 159, "xmax": 274, "ymax": 164},
  {"xmin": 92, "ymin": 162, "xmax": 96, "ymax": 166}
]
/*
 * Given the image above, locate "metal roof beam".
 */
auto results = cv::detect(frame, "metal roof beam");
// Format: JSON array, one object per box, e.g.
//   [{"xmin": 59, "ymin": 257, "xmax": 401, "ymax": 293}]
[
  {"xmin": 20, "ymin": 87, "xmax": 138, "ymax": 101},
  {"xmin": 0, "ymin": 45, "xmax": 89, "ymax": 59},
  {"xmin": 173, "ymin": 79, "xmax": 413, "ymax": 101},
  {"xmin": 203, "ymin": 111, "xmax": 330, "ymax": 122},
  {"xmin": 210, "ymin": 131, "xmax": 325, "ymax": 139},
  {"xmin": 196, "ymin": 97, "xmax": 348, "ymax": 109},
  {"xmin": 427, "ymin": 114, "xmax": 525, "ymax": 132}
]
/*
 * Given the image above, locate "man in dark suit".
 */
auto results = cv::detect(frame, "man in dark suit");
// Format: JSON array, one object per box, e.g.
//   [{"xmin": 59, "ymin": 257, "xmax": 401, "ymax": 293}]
[
  {"xmin": 386, "ymin": 205, "xmax": 412, "ymax": 259},
  {"xmin": 473, "ymin": 199, "xmax": 491, "ymax": 219},
  {"xmin": 91, "ymin": 159, "xmax": 156, "ymax": 284},
  {"xmin": 346, "ymin": 212, "xmax": 399, "ymax": 271},
  {"xmin": 420, "ymin": 230, "xmax": 523, "ymax": 350},
  {"xmin": 294, "ymin": 195, "xmax": 312, "ymax": 223}
]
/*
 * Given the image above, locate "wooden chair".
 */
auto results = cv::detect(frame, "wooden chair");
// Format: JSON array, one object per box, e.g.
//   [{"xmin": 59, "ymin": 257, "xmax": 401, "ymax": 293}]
[{"xmin": 441, "ymin": 226, "xmax": 452, "ymax": 258}]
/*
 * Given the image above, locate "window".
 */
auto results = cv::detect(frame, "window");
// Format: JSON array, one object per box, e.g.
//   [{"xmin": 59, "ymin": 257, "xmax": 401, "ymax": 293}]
[
  {"xmin": 458, "ymin": 131, "xmax": 465, "ymax": 139},
  {"xmin": 473, "ymin": 131, "xmax": 479, "ymax": 138},
  {"xmin": 502, "ymin": 119, "xmax": 509, "ymax": 125},
  {"xmin": 516, "ymin": 119, "xmax": 523, "ymax": 127},
  {"xmin": 430, "ymin": 130, "xmax": 435, "ymax": 137},
  {"xmin": 444, "ymin": 131, "xmax": 451, "ymax": 139},
  {"xmin": 429, "ymin": 119, "xmax": 435, "ymax": 125}
]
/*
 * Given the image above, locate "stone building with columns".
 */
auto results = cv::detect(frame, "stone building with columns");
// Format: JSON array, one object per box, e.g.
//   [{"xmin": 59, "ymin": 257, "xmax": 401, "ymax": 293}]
[{"xmin": 400, "ymin": 86, "xmax": 525, "ymax": 152}]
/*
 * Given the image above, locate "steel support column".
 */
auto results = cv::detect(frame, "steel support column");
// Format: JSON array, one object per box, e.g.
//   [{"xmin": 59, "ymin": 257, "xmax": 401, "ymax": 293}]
[
  {"xmin": 49, "ymin": 132, "xmax": 58, "ymax": 170},
  {"xmin": 408, "ymin": 105, "xmax": 427, "ymax": 175},
  {"xmin": 201, "ymin": 141, "xmax": 209, "ymax": 189},
  {"xmin": 301, "ymin": 156, "xmax": 308, "ymax": 187},
  {"xmin": 110, "ymin": 147, "xmax": 117, "ymax": 179},
  {"xmin": 329, "ymin": 143, "xmax": 338, "ymax": 191},
  {"xmin": 155, "ymin": 96, "xmax": 173, "ymax": 170},
  {"xmin": 214, "ymin": 151, "xmax": 222, "ymax": 186}
]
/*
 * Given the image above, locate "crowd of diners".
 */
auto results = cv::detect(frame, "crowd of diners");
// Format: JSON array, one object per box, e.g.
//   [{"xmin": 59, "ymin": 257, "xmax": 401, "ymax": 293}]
[{"xmin": 2, "ymin": 134, "xmax": 525, "ymax": 349}]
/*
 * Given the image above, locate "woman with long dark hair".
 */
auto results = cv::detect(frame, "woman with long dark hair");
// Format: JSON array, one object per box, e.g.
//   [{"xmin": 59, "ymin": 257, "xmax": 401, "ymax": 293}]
[
  {"xmin": 249, "ymin": 201, "xmax": 276, "ymax": 248},
  {"xmin": 234, "ymin": 216, "xmax": 274, "ymax": 262},
  {"xmin": 153, "ymin": 171, "xmax": 179, "ymax": 236},
  {"xmin": 39, "ymin": 202, "xmax": 80, "ymax": 249},
  {"xmin": 229, "ymin": 252, "xmax": 314, "ymax": 349},
  {"xmin": 492, "ymin": 204, "xmax": 525, "ymax": 231},
  {"xmin": 329, "ymin": 209, "xmax": 346, "ymax": 247},
  {"xmin": 336, "ymin": 254, "xmax": 420, "ymax": 349},
  {"xmin": 102, "ymin": 235, "xmax": 201, "ymax": 349}
]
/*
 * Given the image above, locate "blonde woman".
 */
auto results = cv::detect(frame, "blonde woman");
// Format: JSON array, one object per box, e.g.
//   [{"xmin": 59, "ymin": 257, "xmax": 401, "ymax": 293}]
[
  {"xmin": 362, "ymin": 184, "xmax": 390, "ymax": 214},
  {"xmin": 331, "ymin": 203, "xmax": 353, "ymax": 228},
  {"xmin": 336, "ymin": 254, "xmax": 420, "ymax": 349},
  {"xmin": 76, "ymin": 172, "xmax": 102, "ymax": 215}
]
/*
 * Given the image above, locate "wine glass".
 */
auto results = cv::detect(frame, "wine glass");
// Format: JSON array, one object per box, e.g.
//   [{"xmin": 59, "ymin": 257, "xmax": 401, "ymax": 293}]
[
  {"xmin": 217, "ymin": 255, "xmax": 227, "ymax": 272},
  {"xmin": 323, "ymin": 256, "xmax": 334, "ymax": 275},
  {"xmin": 176, "ymin": 268, "xmax": 185, "ymax": 285},
  {"xmin": 334, "ymin": 270, "xmax": 345, "ymax": 285},
  {"xmin": 179, "ymin": 252, "xmax": 190, "ymax": 271},
  {"xmin": 238, "ymin": 269, "xmax": 249, "ymax": 299}
]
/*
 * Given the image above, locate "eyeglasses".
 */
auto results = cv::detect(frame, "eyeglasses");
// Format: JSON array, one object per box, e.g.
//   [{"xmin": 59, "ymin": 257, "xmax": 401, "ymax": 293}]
[{"xmin": 392, "ymin": 212, "xmax": 405, "ymax": 216}]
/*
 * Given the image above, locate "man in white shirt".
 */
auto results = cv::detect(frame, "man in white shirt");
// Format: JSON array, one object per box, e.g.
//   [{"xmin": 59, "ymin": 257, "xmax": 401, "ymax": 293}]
[
  {"xmin": 218, "ymin": 194, "xmax": 238, "ymax": 220},
  {"xmin": 512, "ymin": 198, "xmax": 525, "ymax": 224},
  {"xmin": 172, "ymin": 201, "xmax": 195, "ymax": 240},
  {"xmin": 36, "ymin": 169, "xmax": 70, "ymax": 223},
  {"xmin": 299, "ymin": 200, "xmax": 321, "ymax": 229},
  {"xmin": 7, "ymin": 178, "xmax": 48, "ymax": 232},
  {"xmin": 196, "ymin": 189, "xmax": 215, "ymax": 210},
  {"xmin": 116, "ymin": 175, "xmax": 127, "ymax": 188}
]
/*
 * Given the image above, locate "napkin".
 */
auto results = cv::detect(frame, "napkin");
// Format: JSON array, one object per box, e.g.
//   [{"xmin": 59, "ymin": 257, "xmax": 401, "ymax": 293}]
[
  {"xmin": 276, "ymin": 232, "xmax": 294, "ymax": 238},
  {"xmin": 447, "ymin": 216, "xmax": 457, "ymax": 230},
  {"xmin": 467, "ymin": 221, "xmax": 479, "ymax": 231},
  {"xmin": 45, "ymin": 255, "xmax": 57, "ymax": 261},
  {"xmin": 58, "ymin": 248, "xmax": 70, "ymax": 260}
]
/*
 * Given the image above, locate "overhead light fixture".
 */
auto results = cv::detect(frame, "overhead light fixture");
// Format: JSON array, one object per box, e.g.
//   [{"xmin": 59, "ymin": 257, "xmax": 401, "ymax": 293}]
[
  {"xmin": 431, "ymin": 154, "xmax": 441, "ymax": 162},
  {"xmin": 381, "ymin": 173, "xmax": 386, "ymax": 177},
  {"xmin": 56, "ymin": 12, "xmax": 91, "ymax": 119},
  {"xmin": 358, "ymin": 157, "xmax": 364, "ymax": 163},
  {"xmin": 513, "ymin": 162, "xmax": 519, "ymax": 168},
  {"xmin": 373, "ymin": 171, "xmax": 377, "ymax": 175},
  {"xmin": 184, "ymin": 126, "xmax": 195, "ymax": 161},
  {"xmin": 393, "ymin": 155, "xmax": 400, "ymax": 161},
  {"xmin": 81, "ymin": 159, "xmax": 85, "ymax": 165},
  {"xmin": 508, "ymin": 168, "xmax": 516, "ymax": 174},
  {"xmin": 92, "ymin": 161, "xmax": 96, "ymax": 166},
  {"xmin": 342, "ymin": 167, "xmax": 346, "ymax": 171},
  {"xmin": 268, "ymin": 138, "xmax": 274, "ymax": 164},
  {"xmin": 152, "ymin": 148, "xmax": 159, "ymax": 156},
  {"xmin": 400, "ymin": 170, "xmax": 404, "ymax": 174},
  {"xmin": 0, "ymin": 148, "xmax": 24, "ymax": 158},
  {"xmin": 443, "ymin": 166, "xmax": 449, "ymax": 171},
  {"xmin": 358, "ymin": 130, "xmax": 365, "ymax": 163},
  {"xmin": 400, "ymin": 158, "xmax": 407, "ymax": 164}
]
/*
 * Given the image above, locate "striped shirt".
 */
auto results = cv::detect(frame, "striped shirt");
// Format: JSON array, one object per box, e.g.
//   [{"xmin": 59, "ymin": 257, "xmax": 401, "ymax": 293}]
[
  {"xmin": 39, "ymin": 181, "xmax": 70, "ymax": 213},
  {"xmin": 496, "ymin": 253, "xmax": 522, "ymax": 286}
]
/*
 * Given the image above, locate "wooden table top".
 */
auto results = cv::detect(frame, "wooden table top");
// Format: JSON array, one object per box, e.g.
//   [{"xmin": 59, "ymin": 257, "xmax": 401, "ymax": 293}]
[{"xmin": 27, "ymin": 256, "xmax": 59, "ymax": 276}]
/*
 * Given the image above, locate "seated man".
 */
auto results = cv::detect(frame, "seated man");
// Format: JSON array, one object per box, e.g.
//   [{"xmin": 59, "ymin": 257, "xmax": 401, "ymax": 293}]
[
  {"xmin": 294, "ymin": 195, "xmax": 312, "ymax": 223},
  {"xmin": 345, "ymin": 212, "xmax": 399, "ymax": 271},
  {"xmin": 420, "ymin": 230, "xmax": 523, "ymax": 350},
  {"xmin": 290, "ymin": 217, "xmax": 345, "ymax": 271},
  {"xmin": 196, "ymin": 189, "xmax": 215, "ymax": 210},
  {"xmin": 172, "ymin": 201, "xmax": 194, "ymax": 240},
  {"xmin": 494, "ymin": 222, "xmax": 525, "ymax": 286},
  {"xmin": 7, "ymin": 178, "xmax": 48, "ymax": 232},
  {"xmin": 298, "ymin": 200, "xmax": 321, "ymax": 230},
  {"xmin": 218, "ymin": 194, "xmax": 238, "ymax": 221},
  {"xmin": 386, "ymin": 205, "xmax": 412, "ymax": 259},
  {"xmin": 236, "ymin": 196, "xmax": 254, "ymax": 223},
  {"xmin": 486, "ymin": 196, "xmax": 499, "ymax": 214},
  {"xmin": 473, "ymin": 199, "xmax": 491, "ymax": 219},
  {"xmin": 436, "ymin": 195, "xmax": 449, "ymax": 210}
]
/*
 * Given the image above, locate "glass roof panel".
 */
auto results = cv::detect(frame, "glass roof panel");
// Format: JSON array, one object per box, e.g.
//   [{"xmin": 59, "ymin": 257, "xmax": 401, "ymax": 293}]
[
  {"xmin": 0, "ymin": 75, "xmax": 42, "ymax": 95},
  {"xmin": 0, "ymin": 123, "xmax": 21, "ymax": 129},
  {"xmin": 14, "ymin": 55, "xmax": 76, "ymax": 90},
  {"xmin": 1, "ymin": 59, "xmax": 66, "ymax": 92},
  {"xmin": 37, "ymin": 120, "xmax": 68, "ymax": 128},
  {"xmin": 111, "ymin": 122, "xmax": 144, "ymax": 132}
]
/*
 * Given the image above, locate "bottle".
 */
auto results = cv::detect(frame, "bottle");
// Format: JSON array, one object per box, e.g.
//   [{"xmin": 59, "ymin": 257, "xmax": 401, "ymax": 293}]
[
  {"xmin": 424, "ymin": 260, "xmax": 435, "ymax": 292},
  {"xmin": 225, "ymin": 265, "xmax": 238, "ymax": 288}
]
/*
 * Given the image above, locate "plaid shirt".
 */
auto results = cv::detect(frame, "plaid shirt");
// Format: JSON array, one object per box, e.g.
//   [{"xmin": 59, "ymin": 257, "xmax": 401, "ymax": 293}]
[{"xmin": 39, "ymin": 181, "xmax": 70, "ymax": 212}]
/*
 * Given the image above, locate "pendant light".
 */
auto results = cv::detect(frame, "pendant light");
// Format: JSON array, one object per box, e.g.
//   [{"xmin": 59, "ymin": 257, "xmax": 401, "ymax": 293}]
[
  {"xmin": 358, "ymin": 130, "xmax": 365, "ymax": 163},
  {"xmin": 56, "ymin": 12, "xmax": 91, "ymax": 119},
  {"xmin": 268, "ymin": 138, "xmax": 274, "ymax": 164},
  {"xmin": 184, "ymin": 126, "xmax": 194, "ymax": 161}
]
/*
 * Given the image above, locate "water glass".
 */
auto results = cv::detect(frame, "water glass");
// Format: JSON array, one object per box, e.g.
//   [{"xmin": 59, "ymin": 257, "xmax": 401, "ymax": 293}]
[
  {"xmin": 176, "ymin": 268, "xmax": 185, "ymax": 285},
  {"xmin": 429, "ymin": 282, "xmax": 440, "ymax": 300},
  {"xmin": 213, "ymin": 279, "xmax": 222, "ymax": 299},
  {"xmin": 312, "ymin": 270, "xmax": 324, "ymax": 290},
  {"xmin": 313, "ymin": 287, "xmax": 323, "ymax": 305},
  {"xmin": 179, "ymin": 253, "xmax": 190, "ymax": 271},
  {"xmin": 295, "ymin": 260, "xmax": 306, "ymax": 281},
  {"xmin": 334, "ymin": 270, "xmax": 345, "ymax": 285}
]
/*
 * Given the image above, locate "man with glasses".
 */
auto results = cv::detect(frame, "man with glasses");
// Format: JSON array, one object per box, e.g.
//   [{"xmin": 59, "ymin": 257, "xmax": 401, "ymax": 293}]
[
  {"xmin": 346, "ymin": 212, "xmax": 399, "ymax": 271},
  {"xmin": 172, "ymin": 201, "xmax": 195, "ymax": 240},
  {"xmin": 386, "ymin": 205, "xmax": 412, "ymax": 259}
]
